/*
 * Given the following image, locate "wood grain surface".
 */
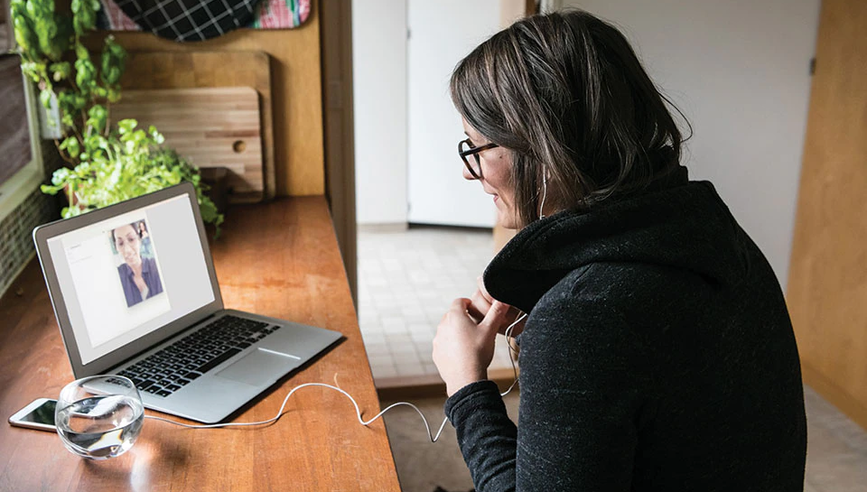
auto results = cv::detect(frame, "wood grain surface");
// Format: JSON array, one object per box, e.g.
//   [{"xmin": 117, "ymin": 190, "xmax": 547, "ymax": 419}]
[
  {"xmin": 117, "ymin": 50, "xmax": 276, "ymax": 200},
  {"xmin": 89, "ymin": 14, "xmax": 325, "ymax": 197},
  {"xmin": 786, "ymin": 0, "xmax": 867, "ymax": 430},
  {"xmin": 112, "ymin": 87, "xmax": 265, "ymax": 203},
  {"xmin": 0, "ymin": 197, "xmax": 400, "ymax": 491}
]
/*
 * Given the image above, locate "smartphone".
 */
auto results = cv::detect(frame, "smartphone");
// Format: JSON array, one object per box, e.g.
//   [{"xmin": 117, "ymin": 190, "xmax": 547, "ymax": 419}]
[{"xmin": 8, "ymin": 398, "xmax": 57, "ymax": 432}]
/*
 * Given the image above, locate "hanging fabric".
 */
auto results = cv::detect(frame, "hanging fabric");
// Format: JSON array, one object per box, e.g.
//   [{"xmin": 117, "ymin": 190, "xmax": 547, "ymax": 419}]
[{"xmin": 97, "ymin": 0, "xmax": 311, "ymax": 38}]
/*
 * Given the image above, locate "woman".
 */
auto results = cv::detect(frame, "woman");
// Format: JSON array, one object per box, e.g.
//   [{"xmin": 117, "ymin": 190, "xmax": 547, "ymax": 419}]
[
  {"xmin": 432, "ymin": 10, "xmax": 806, "ymax": 491},
  {"xmin": 113, "ymin": 222, "xmax": 163, "ymax": 307}
]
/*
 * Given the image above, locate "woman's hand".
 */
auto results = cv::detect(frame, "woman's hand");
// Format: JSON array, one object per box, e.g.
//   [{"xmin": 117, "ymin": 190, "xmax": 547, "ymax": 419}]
[
  {"xmin": 433, "ymin": 298, "xmax": 510, "ymax": 397},
  {"xmin": 467, "ymin": 276, "xmax": 526, "ymax": 337}
]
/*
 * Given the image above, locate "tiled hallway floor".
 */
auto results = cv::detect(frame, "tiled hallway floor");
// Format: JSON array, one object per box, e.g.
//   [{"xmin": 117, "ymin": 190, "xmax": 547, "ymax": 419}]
[
  {"xmin": 803, "ymin": 386, "xmax": 867, "ymax": 491},
  {"xmin": 357, "ymin": 226, "xmax": 514, "ymax": 387}
]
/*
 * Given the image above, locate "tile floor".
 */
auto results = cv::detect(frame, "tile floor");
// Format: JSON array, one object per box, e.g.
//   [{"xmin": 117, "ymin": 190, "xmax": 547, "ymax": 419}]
[
  {"xmin": 803, "ymin": 386, "xmax": 867, "ymax": 492},
  {"xmin": 357, "ymin": 226, "xmax": 514, "ymax": 385}
]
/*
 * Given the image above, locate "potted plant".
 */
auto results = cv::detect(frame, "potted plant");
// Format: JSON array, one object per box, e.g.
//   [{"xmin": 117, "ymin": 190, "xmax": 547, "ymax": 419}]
[{"xmin": 9, "ymin": 0, "xmax": 223, "ymax": 234}]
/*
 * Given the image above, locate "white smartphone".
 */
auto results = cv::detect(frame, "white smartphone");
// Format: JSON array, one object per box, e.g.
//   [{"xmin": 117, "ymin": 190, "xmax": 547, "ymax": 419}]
[{"xmin": 8, "ymin": 398, "xmax": 57, "ymax": 432}]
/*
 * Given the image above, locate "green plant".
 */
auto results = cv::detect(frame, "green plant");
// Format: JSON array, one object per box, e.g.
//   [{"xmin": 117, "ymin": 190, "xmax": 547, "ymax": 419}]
[
  {"xmin": 10, "ymin": 0, "xmax": 223, "ymax": 234},
  {"xmin": 40, "ymin": 119, "xmax": 224, "ymax": 229}
]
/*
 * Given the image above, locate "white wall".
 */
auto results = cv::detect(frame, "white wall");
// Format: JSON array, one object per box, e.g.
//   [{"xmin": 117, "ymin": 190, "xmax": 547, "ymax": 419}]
[
  {"xmin": 352, "ymin": 0, "xmax": 408, "ymax": 225},
  {"xmin": 559, "ymin": 0, "xmax": 820, "ymax": 288}
]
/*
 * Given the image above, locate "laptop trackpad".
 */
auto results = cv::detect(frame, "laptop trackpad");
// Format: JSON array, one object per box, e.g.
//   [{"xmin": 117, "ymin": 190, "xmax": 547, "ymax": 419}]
[{"xmin": 215, "ymin": 348, "xmax": 298, "ymax": 386}]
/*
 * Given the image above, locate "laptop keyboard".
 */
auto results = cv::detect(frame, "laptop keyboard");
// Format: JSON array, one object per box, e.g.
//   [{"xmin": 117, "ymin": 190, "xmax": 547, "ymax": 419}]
[{"xmin": 117, "ymin": 315, "xmax": 280, "ymax": 398}]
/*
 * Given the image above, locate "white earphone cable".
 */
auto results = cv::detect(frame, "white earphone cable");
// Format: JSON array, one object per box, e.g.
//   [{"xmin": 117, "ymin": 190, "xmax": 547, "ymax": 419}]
[
  {"xmin": 539, "ymin": 172, "xmax": 548, "ymax": 219},
  {"xmin": 145, "ymin": 314, "xmax": 528, "ymax": 442},
  {"xmin": 499, "ymin": 312, "xmax": 527, "ymax": 397}
]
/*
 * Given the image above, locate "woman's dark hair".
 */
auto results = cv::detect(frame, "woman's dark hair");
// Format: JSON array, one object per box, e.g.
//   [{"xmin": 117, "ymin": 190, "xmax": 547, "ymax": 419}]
[
  {"xmin": 111, "ymin": 222, "xmax": 143, "ymax": 245},
  {"xmin": 450, "ymin": 9, "xmax": 690, "ymax": 227}
]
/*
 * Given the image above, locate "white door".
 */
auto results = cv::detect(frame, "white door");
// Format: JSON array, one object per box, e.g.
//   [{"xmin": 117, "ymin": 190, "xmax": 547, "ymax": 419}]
[{"xmin": 407, "ymin": 0, "xmax": 502, "ymax": 227}]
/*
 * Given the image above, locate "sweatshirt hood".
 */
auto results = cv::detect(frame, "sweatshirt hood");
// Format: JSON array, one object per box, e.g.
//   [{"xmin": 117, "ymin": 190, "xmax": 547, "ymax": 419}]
[{"xmin": 484, "ymin": 168, "xmax": 752, "ymax": 313}]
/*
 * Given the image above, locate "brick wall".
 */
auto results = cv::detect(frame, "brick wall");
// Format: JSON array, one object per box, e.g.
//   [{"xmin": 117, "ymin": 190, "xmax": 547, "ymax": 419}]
[{"xmin": 0, "ymin": 140, "xmax": 61, "ymax": 297}]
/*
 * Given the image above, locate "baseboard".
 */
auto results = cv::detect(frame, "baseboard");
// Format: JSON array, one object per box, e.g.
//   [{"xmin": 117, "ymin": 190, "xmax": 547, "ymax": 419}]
[
  {"xmin": 357, "ymin": 223, "xmax": 409, "ymax": 233},
  {"xmin": 375, "ymin": 367, "xmax": 519, "ymax": 401}
]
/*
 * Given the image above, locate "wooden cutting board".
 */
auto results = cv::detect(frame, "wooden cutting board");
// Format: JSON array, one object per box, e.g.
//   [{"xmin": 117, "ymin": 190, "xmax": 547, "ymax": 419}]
[
  {"xmin": 117, "ymin": 51, "xmax": 276, "ymax": 200},
  {"xmin": 111, "ymin": 87, "xmax": 264, "ymax": 202}
]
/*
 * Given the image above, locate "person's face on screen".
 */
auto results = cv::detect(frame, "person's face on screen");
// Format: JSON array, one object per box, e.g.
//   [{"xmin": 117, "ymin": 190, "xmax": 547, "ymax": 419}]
[{"xmin": 114, "ymin": 225, "xmax": 142, "ymax": 268}]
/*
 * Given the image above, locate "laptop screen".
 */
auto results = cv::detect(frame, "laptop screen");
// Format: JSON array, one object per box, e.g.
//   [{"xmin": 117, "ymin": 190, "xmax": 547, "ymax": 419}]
[{"xmin": 45, "ymin": 194, "xmax": 215, "ymax": 365}]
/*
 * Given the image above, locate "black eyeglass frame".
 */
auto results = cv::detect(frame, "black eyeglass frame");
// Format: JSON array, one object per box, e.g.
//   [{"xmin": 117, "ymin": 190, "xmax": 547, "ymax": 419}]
[{"xmin": 458, "ymin": 138, "xmax": 499, "ymax": 180}]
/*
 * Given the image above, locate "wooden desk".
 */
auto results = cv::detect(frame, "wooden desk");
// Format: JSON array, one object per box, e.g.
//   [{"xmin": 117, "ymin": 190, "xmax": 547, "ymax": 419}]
[{"xmin": 0, "ymin": 197, "xmax": 401, "ymax": 491}]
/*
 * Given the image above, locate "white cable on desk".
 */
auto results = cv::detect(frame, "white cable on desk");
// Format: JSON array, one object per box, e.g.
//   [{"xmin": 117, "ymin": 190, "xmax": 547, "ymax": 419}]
[
  {"xmin": 146, "ymin": 313, "xmax": 527, "ymax": 442},
  {"xmin": 145, "ymin": 382, "xmax": 452, "ymax": 442}
]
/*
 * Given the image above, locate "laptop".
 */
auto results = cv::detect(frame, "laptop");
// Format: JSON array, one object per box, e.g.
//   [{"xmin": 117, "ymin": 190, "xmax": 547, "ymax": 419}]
[{"xmin": 33, "ymin": 182, "xmax": 342, "ymax": 423}]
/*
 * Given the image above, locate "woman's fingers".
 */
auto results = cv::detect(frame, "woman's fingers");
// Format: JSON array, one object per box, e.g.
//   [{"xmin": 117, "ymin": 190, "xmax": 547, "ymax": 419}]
[
  {"xmin": 481, "ymin": 301, "xmax": 510, "ymax": 335},
  {"xmin": 449, "ymin": 297, "xmax": 474, "ymax": 318},
  {"xmin": 433, "ymin": 298, "xmax": 492, "ymax": 396},
  {"xmin": 477, "ymin": 276, "xmax": 494, "ymax": 303},
  {"xmin": 468, "ymin": 288, "xmax": 491, "ymax": 322}
]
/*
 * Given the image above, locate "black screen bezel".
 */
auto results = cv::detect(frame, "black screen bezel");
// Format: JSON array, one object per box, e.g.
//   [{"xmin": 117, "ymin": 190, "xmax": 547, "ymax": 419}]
[{"xmin": 18, "ymin": 399, "xmax": 56, "ymax": 425}]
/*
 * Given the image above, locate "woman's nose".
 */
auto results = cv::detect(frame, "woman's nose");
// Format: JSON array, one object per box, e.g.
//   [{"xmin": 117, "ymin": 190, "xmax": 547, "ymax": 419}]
[{"xmin": 462, "ymin": 165, "xmax": 477, "ymax": 181}]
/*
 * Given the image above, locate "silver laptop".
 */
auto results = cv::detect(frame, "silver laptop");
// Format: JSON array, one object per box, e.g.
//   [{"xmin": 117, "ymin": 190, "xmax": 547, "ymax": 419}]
[{"xmin": 33, "ymin": 182, "xmax": 342, "ymax": 423}]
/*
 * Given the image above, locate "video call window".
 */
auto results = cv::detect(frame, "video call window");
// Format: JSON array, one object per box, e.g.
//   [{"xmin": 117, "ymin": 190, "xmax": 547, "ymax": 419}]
[{"xmin": 109, "ymin": 219, "xmax": 165, "ymax": 308}]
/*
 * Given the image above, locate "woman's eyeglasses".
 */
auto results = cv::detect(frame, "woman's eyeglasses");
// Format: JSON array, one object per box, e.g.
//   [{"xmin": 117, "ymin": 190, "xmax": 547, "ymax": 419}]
[{"xmin": 458, "ymin": 138, "xmax": 498, "ymax": 180}]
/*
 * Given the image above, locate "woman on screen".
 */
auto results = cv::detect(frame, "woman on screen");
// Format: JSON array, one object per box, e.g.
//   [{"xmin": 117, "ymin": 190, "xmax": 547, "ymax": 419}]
[{"xmin": 112, "ymin": 223, "xmax": 163, "ymax": 307}]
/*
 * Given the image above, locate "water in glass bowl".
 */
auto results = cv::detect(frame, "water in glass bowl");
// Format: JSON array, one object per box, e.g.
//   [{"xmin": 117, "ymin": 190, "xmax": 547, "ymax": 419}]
[{"xmin": 56, "ymin": 394, "xmax": 144, "ymax": 460}]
